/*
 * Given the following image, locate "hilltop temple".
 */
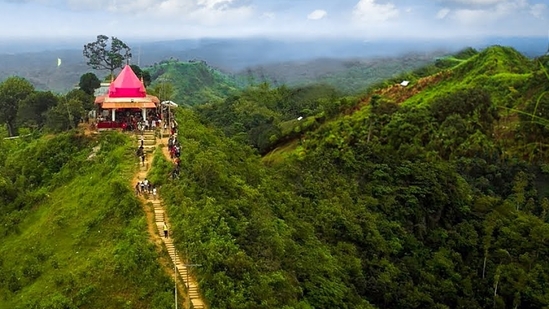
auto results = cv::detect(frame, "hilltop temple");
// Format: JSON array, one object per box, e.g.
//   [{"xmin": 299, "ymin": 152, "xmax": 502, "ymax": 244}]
[{"xmin": 94, "ymin": 65, "xmax": 160, "ymax": 130}]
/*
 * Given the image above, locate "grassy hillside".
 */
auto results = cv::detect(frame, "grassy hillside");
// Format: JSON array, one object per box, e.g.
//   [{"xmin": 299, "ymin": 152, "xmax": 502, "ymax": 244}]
[
  {"xmin": 150, "ymin": 45, "xmax": 549, "ymax": 308},
  {"xmin": 0, "ymin": 132, "xmax": 173, "ymax": 308},
  {"xmin": 145, "ymin": 53, "xmax": 449, "ymax": 107},
  {"xmin": 147, "ymin": 59, "xmax": 244, "ymax": 106}
]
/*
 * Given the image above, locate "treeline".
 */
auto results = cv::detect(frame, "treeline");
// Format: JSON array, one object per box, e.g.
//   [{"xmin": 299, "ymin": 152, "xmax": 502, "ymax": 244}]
[
  {"xmin": 0, "ymin": 77, "xmax": 94, "ymax": 137},
  {"xmin": 148, "ymin": 46, "xmax": 549, "ymax": 308},
  {"xmin": 0, "ymin": 63, "xmax": 156, "ymax": 138},
  {"xmin": 195, "ymin": 82, "xmax": 356, "ymax": 154}
]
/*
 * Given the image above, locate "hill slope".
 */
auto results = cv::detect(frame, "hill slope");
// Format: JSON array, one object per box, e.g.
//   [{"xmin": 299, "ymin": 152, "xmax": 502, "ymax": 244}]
[
  {"xmin": 239, "ymin": 52, "xmax": 445, "ymax": 94},
  {"xmin": 147, "ymin": 59, "xmax": 244, "ymax": 106},
  {"xmin": 0, "ymin": 132, "xmax": 173, "ymax": 308},
  {"xmin": 151, "ymin": 46, "xmax": 549, "ymax": 308}
]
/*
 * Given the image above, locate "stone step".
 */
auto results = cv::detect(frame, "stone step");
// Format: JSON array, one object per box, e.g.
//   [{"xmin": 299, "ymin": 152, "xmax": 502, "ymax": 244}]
[
  {"xmin": 141, "ymin": 141, "xmax": 156, "ymax": 146},
  {"xmin": 191, "ymin": 298, "xmax": 205, "ymax": 309}
]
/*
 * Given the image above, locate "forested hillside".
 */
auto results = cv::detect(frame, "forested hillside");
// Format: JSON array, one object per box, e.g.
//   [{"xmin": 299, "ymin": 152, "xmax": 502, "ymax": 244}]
[
  {"xmin": 240, "ymin": 53, "xmax": 442, "ymax": 94},
  {"xmin": 142, "ymin": 59, "xmax": 244, "ymax": 107},
  {"xmin": 0, "ymin": 132, "xmax": 173, "ymax": 308},
  {"xmin": 2, "ymin": 44, "xmax": 549, "ymax": 309},
  {"xmin": 149, "ymin": 46, "xmax": 549, "ymax": 308}
]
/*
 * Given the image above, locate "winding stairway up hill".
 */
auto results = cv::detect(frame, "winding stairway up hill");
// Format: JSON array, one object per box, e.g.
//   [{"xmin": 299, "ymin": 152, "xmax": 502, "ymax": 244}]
[{"xmin": 133, "ymin": 129, "xmax": 207, "ymax": 309}]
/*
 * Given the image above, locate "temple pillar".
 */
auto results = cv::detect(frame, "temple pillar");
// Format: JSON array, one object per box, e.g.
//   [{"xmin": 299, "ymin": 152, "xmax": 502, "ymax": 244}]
[
  {"xmin": 142, "ymin": 108, "xmax": 146, "ymax": 121},
  {"xmin": 112, "ymin": 109, "xmax": 116, "ymax": 121}
]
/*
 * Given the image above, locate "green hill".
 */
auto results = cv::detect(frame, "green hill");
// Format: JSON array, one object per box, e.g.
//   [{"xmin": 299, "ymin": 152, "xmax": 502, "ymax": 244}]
[
  {"xmin": 2, "ymin": 45, "xmax": 549, "ymax": 309},
  {"xmin": 0, "ymin": 132, "xmax": 173, "ymax": 308},
  {"xmin": 146, "ymin": 59, "xmax": 245, "ymax": 106},
  {"xmin": 147, "ymin": 45, "xmax": 549, "ymax": 308},
  {"xmin": 239, "ymin": 53, "xmax": 446, "ymax": 94}
]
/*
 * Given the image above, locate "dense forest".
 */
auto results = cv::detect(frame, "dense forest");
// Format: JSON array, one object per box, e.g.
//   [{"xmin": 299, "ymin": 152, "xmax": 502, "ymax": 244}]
[
  {"xmin": 1, "ymin": 45, "xmax": 549, "ymax": 308},
  {"xmin": 148, "ymin": 46, "xmax": 549, "ymax": 308}
]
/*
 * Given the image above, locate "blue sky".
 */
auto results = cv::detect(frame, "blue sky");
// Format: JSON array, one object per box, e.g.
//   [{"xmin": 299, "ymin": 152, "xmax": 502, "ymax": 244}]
[{"xmin": 0, "ymin": 0, "xmax": 547, "ymax": 42}]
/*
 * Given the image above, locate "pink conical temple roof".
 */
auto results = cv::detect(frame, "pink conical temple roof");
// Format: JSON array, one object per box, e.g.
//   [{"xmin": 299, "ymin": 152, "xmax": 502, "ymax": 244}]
[{"xmin": 108, "ymin": 65, "xmax": 146, "ymax": 98}]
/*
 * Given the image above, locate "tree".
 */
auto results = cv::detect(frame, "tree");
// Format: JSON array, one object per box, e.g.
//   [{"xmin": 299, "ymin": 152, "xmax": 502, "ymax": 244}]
[
  {"xmin": 17, "ymin": 91, "xmax": 59, "ymax": 128},
  {"xmin": 0, "ymin": 76, "xmax": 35, "ymax": 136},
  {"xmin": 79, "ymin": 72, "xmax": 101, "ymax": 96},
  {"xmin": 149, "ymin": 82, "xmax": 175, "ymax": 102},
  {"xmin": 45, "ymin": 98, "xmax": 85, "ymax": 132},
  {"xmin": 83, "ymin": 35, "xmax": 132, "ymax": 76},
  {"xmin": 65, "ymin": 89, "xmax": 95, "ymax": 111},
  {"xmin": 129, "ymin": 65, "xmax": 151, "ymax": 87}
]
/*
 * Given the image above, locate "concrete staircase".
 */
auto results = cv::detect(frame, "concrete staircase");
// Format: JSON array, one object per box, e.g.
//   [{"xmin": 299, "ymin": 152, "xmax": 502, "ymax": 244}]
[
  {"xmin": 138, "ymin": 130, "xmax": 157, "ymax": 152},
  {"xmin": 135, "ymin": 130, "xmax": 208, "ymax": 309},
  {"xmin": 152, "ymin": 199, "xmax": 207, "ymax": 309}
]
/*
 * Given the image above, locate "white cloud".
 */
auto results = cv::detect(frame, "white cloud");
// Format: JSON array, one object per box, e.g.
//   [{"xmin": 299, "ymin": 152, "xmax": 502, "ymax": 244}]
[
  {"xmin": 261, "ymin": 11, "xmax": 275, "ymax": 19},
  {"xmin": 436, "ymin": 8, "xmax": 450, "ymax": 19},
  {"xmin": 530, "ymin": 3, "xmax": 547, "ymax": 19},
  {"xmin": 63, "ymin": 0, "xmax": 254, "ymax": 25},
  {"xmin": 353, "ymin": 0, "xmax": 398, "ymax": 23},
  {"xmin": 451, "ymin": 0, "xmax": 534, "ymax": 25},
  {"xmin": 307, "ymin": 9, "xmax": 327, "ymax": 20},
  {"xmin": 0, "ymin": 0, "xmax": 547, "ymax": 41},
  {"xmin": 441, "ymin": 0, "xmax": 506, "ymax": 5}
]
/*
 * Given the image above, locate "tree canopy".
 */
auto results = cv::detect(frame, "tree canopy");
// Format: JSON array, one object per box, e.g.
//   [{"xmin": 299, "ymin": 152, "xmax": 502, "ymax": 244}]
[
  {"xmin": 83, "ymin": 35, "xmax": 132, "ymax": 76},
  {"xmin": 0, "ymin": 77, "xmax": 35, "ymax": 136},
  {"xmin": 129, "ymin": 64, "xmax": 151, "ymax": 87},
  {"xmin": 78, "ymin": 72, "xmax": 101, "ymax": 96}
]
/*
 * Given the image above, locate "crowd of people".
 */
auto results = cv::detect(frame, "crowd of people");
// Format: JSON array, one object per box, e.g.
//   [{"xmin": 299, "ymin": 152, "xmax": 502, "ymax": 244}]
[
  {"xmin": 94, "ymin": 109, "xmax": 163, "ymax": 132},
  {"xmin": 167, "ymin": 124, "xmax": 182, "ymax": 180},
  {"xmin": 135, "ymin": 177, "xmax": 157, "ymax": 198},
  {"xmin": 133, "ymin": 119, "xmax": 181, "ymax": 198}
]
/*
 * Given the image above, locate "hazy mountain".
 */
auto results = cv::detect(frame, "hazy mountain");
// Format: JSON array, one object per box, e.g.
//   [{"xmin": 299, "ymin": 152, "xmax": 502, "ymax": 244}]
[{"xmin": 0, "ymin": 36, "xmax": 546, "ymax": 93}]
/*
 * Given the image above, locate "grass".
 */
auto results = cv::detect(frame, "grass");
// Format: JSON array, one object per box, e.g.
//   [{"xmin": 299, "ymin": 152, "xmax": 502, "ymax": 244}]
[
  {"xmin": 262, "ymin": 139, "xmax": 300, "ymax": 165},
  {"xmin": 0, "ymin": 132, "xmax": 174, "ymax": 309}
]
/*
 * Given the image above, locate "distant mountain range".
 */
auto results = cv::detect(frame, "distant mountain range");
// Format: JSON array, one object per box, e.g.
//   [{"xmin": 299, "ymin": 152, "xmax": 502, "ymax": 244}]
[{"xmin": 0, "ymin": 36, "xmax": 546, "ymax": 93}]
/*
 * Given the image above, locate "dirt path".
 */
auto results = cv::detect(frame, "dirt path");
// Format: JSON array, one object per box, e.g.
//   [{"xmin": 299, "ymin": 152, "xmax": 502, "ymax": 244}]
[{"xmin": 131, "ymin": 130, "xmax": 208, "ymax": 309}]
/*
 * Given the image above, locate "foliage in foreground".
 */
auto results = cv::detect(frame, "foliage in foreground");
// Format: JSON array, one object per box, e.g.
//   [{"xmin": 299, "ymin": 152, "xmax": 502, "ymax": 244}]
[{"xmin": 0, "ymin": 132, "xmax": 173, "ymax": 309}]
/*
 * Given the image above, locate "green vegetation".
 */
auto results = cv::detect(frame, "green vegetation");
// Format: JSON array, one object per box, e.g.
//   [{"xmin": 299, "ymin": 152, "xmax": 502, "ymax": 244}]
[
  {"xmin": 145, "ymin": 46, "xmax": 549, "ymax": 308},
  {"xmin": 147, "ymin": 59, "xmax": 244, "ymax": 106},
  {"xmin": 241, "ymin": 54, "xmax": 446, "ymax": 95},
  {"xmin": 195, "ymin": 82, "xmax": 353, "ymax": 153},
  {"xmin": 0, "ymin": 131, "xmax": 173, "ymax": 308},
  {"xmin": 0, "ymin": 76, "xmax": 95, "ymax": 136},
  {"xmin": 83, "ymin": 35, "xmax": 132, "ymax": 76},
  {"xmin": 3, "ymin": 44, "xmax": 549, "ymax": 309}
]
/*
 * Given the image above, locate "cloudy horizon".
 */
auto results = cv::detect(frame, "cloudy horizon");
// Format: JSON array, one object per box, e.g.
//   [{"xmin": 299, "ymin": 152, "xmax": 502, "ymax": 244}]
[{"xmin": 0, "ymin": 0, "xmax": 547, "ymax": 44}]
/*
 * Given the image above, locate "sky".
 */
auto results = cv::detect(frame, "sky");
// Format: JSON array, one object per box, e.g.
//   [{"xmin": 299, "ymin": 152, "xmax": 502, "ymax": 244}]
[{"xmin": 0, "ymin": 0, "xmax": 548, "ymax": 42}]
